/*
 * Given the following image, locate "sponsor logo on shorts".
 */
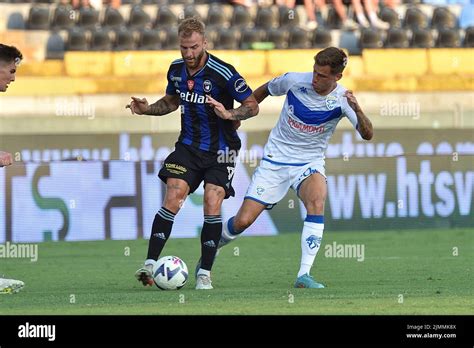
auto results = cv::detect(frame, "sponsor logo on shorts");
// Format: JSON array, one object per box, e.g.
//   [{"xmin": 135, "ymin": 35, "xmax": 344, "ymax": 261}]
[
  {"xmin": 288, "ymin": 116, "xmax": 325, "ymax": 134},
  {"xmin": 165, "ymin": 163, "xmax": 187, "ymax": 175},
  {"xmin": 297, "ymin": 167, "xmax": 318, "ymax": 183},
  {"xmin": 234, "ymin": 78, "xmax": 248, "ymax": 93}
]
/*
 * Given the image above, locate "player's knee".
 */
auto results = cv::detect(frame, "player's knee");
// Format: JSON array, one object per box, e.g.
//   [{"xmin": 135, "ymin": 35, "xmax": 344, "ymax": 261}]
[
  {"xmin": 304, "ymin": 198, "xmax": 325, "ymax": 215},
  {"xmin": 203, "ymin": 189, "xmax": 225, "ymax": 214},
  {"xmin": 164, "ymin": 186, "xmax": 188, "ymax": 211},
  {"xmin": 235, "ymin": 213, "xmax": 255, "ymax": 230}
]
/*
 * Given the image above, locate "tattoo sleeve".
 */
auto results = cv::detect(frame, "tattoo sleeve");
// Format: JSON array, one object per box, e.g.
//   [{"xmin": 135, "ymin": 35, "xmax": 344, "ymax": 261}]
[
  {"xmin": 145, "ymin": 95, "xmax": 179, "ymax": 116},
  {"xmin": 355, "ymin": 109, "xmax": 373, "ymax": 140},
  {"xmin": 228, "ymin": 105, "xmax": 256, "ymax": 121}
]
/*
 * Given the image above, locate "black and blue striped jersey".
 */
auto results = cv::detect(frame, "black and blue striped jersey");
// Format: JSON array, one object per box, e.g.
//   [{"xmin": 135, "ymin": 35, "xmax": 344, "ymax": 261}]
[{"xmin": 165, "ymin": 52, "xmax": 252, "ymax": 153}]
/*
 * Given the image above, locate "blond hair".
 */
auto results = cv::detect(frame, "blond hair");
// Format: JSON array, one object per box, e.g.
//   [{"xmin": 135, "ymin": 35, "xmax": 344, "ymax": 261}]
[{"xmin": 178, "ymin": 17, "xmax": 205, "ymax": 38}]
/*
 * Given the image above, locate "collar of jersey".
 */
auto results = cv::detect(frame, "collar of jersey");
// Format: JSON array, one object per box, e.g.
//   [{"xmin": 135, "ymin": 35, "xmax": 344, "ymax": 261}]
[{"xmin": 185, "ymin": 52, "xmax": 210, "ymax": 78}]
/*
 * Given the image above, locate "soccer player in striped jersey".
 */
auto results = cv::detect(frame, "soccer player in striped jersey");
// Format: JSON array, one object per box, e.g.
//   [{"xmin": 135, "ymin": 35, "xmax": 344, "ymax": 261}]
[
  {"xmin": 208, "ymin": 47, "xmax": 373, "ymax": 288},
  {"xmin": 128, "ymin": 18, "xmax": 258, "ymax": 290},
  {"xmin": 0, "ymin": 43, "xmax": 25, "ymax": 294}
]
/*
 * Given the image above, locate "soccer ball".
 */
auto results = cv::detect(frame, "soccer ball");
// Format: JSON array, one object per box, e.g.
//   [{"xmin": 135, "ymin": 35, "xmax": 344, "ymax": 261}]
[{"xmin": 153, "ymin": 256, "xmax": 188, "ymax": 290}]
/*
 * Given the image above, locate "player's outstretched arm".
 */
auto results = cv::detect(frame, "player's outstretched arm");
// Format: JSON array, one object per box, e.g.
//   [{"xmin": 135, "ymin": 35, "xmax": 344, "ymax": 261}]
[
  {"xmin": 344, "ymin": 90, "xmax": 373, "ymax": 140},
  {"xmin": 0, "ymin": 151, "xmax": 13, "ymax": 167},
  {"xmin": 126, "ymin": 94, "xmax": 180, "ymax": 116},
  {"xmin": 206, "ymin": 95, "xmax": 259, "ymax": 121},
  {"xmin": 252, "ymin": 82, "xmax": 271, "ymax": 104}
]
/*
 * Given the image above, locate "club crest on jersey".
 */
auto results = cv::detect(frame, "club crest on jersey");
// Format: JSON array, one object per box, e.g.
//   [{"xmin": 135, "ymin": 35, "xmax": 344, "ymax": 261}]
[
  {"xmin": 203, "ymin": 80, "xmax": 212, "ymax": 93},
  {"xmin": 256, "ymin": 186, "xmax": 265, "ymax": 196},
  {"xmin": 187, "ymin": 80, "xmax": 195, "ymax": 91},
  {"xmin": 325, "ymin": 96, "xmax": 338, "ymax": 110}
]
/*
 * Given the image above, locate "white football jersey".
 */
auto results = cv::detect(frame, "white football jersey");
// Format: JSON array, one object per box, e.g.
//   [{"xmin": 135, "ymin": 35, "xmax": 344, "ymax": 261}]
[{"xmin": 264, "ymin": 72, "xmax": 358, "ymax": 165}]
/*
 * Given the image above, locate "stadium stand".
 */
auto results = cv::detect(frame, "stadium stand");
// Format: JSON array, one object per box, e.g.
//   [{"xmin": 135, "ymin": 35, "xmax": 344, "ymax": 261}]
[{"xmin": 0, "ymin": 0, "xmax": 472, "ymax": 94}]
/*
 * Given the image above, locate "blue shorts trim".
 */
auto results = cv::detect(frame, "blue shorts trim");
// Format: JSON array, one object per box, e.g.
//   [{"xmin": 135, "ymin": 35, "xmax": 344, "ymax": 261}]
[
  {"xmin": 244, "ymin": 196, "xmax": 276, "ymax": 210},
  {"xmin": 262, "ymin": 157, "xmax": 309, "ymax": 167}
]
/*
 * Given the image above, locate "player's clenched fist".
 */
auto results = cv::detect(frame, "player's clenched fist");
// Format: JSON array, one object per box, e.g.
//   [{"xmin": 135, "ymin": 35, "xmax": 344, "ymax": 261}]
[
  {"xmin": 126, "ymin": 97, "xmax": 149, "ymax": 115},
  {"xmin": 0, "ymin": 151, "xmax": 13, "ymax": 167}
]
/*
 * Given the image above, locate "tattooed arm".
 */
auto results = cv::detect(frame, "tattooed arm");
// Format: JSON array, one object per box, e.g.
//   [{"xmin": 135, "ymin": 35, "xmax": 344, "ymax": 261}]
[
  {"xmin": 344, "ymin": 90, "xmax": 373, "ymax": 140},
  {"xmin": 126, "ymin": 94, "xmax": 180, "ymax": 116},
  {"xmin": 206, "ymin": 95, "xmax": 259, "ymax": 121}
]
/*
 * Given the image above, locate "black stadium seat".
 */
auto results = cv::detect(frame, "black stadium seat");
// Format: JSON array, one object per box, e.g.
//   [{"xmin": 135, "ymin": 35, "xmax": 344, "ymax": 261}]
[
  {"xmin": 183, "ymin": 5, "xmax": 202, "ymax": 21},
  {"xmin": 240, "ymin": 28, "xmax": 266, "ymax": 49},
  {"xmin": 27, "ymin": 5, "xmax": 50, "ymax": 30},
  {"xmin": 138, "ymin": 29, "xmax": 161, "ymax": 50},
  {"xmin": 66, "ymin": 27, "xmax": 88, "ymax": 51},
  {"xmin": 410, "ymin": 28, "xmax": 434, "ymax": 48},
  {"xmin": 436, "ymin": 28, "xmax": 461, "ymax": 47},
  {"xmin": 431, "ymin": 7, "xmax": 457, "ymax": 30},
  {"xmin": 463, "ymin": 26, "xmax": 474, "ymax": 47},
  {"xmin": 379, "ymin": 7, "xmax": 400, "ymax": 28},
  {"xmin": 385, "ymin": 28, "xmax": 409, "ymax": 48},
  {"xmin": 78, "ymin": 7, "xmax": 99, "ymax": 30},
  {"xmin": 404, "ymin": 7, "xmax": 429, "ymax": 29},
  {"xmin": 359, "ymin": 28, "xmax": 383, "ymax": 49},
  {"xmin": 103, "ymin": 6, "xmax": 124, "ymax": 29},
  {"xmin": 155, "ymin": 6, "xmax": 177, "ymax": 29},
  {"xmin": 215, "ymin": 28, "xmax": 240, "ymax": 49},
  {"xmin": 232, "ymin": 6, "xmax": 252, "ymax": 29},
  {"xmin": 279, "ymin": 5, "xmax": 300, "ymax": 28},
  {"xmin": 255, "ymin": 7, "xmax": 278, "ymax": 30},
  {"xmin": 90, "ymin": 29, "xmax": 113, "ymax": 51},
  {"xmin": 162, "ymin": 28, "xmax": 179, "ymax": 50},
  {"xmin": 114, "ymin": 28, "xmax": 135, "ymax": 51},
  {"xmin": 288, "ymin": 27, "xmax": 311, "ymax": 49},
  {"xmin": 312, "ymin": 28, "xmax": 333, "ymax": 48},
  {"xmin": 51, "ymin": 5, "xmax": 75, "ymax": 30},
  {"xmin": 128, "ymin": 5, "xmax": 151, "ymax": 30},
  {"xmin": 266, "ymin": 28, "xmax": 289, "ymax": 49},
  {"xmin": 207, "ymin": 4, "xmax": 227, "ymax": 28}
]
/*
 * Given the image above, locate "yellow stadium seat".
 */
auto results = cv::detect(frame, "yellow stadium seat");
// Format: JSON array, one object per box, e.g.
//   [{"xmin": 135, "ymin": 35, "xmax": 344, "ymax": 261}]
[
  {"xmin": 113, "ymin": 51, "xmax": 180, "ymax": 77},
  {"xmin": 344, "ymin": 56, "xmax": 363, "ymax": 78},
  {"xmin": 17, "ymin": 60, "xmax": 64, "ymax": 76},
  {"xmin": 209, "ymin": 50, "xmax": 266, "ymax": 78},
  {"xmin": 363, "ymin": 49, "xmax": 428, "ymax": 77},
  {"xmin": 64, "ymin": 52, "xmax": 113, "ymax": 77},
  {"xmin": 428, "ymin": 49, "xmax": 474, "ymax": 75},
  {"xmin": 267, "ymin": 50, "xmax": 318, "ymax": 76}
]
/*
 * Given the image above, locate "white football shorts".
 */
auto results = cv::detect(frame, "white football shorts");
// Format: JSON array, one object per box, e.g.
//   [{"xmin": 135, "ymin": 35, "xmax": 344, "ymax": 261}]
[{"xmin": 244, "ymin": 158, "xmax": 326, "ymax": 208}]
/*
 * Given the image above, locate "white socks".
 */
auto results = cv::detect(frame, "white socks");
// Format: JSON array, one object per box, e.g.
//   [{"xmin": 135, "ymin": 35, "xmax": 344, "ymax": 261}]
[{"xmin": 298, "ymin": 220, "xmax": 324, "ymax": 278}]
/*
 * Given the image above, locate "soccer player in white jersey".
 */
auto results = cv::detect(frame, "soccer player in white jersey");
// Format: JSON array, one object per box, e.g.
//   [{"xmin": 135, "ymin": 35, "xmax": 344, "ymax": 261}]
[
  {"xmin": 206, "ymin": 47, "xmax": 373, "ymax": 288},
  {"xmin": 0, "ymin": 43, "xmax": 25, "ymax": 294}
]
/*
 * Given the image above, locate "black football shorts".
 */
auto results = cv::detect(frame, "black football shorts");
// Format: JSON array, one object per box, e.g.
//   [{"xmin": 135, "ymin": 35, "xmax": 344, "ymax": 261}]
[{"xmin": 158, "ymin": 142, "xmax": 237, "ymax": 199}]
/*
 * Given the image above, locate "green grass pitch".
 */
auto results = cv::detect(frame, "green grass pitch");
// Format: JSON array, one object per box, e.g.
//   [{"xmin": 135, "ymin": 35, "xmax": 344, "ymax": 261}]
[{"xmin": 1, "ymin": 228, "xmax": 472, "ymax": 315}]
